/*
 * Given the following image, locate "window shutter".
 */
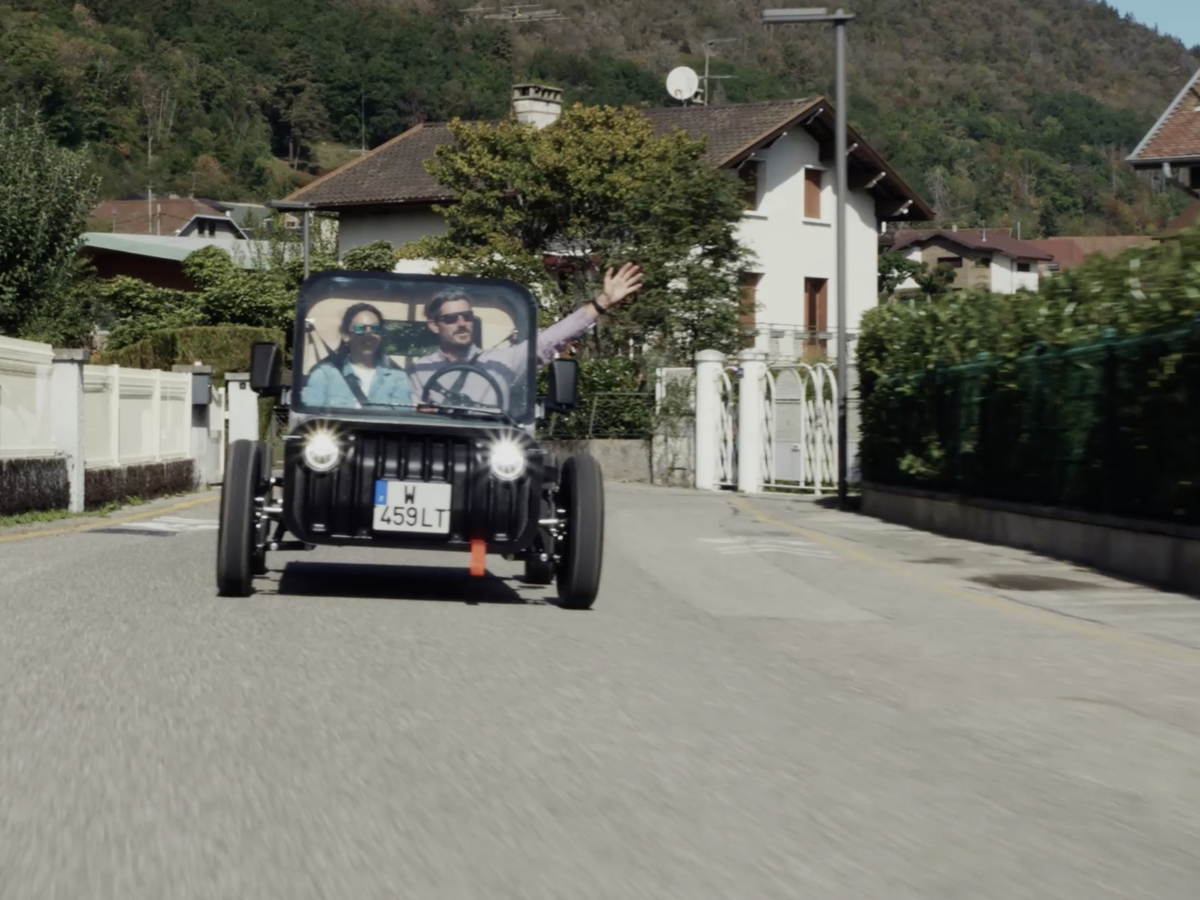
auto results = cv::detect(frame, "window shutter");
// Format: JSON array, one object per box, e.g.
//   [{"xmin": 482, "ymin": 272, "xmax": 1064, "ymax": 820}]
[{"xmin": 804, "ymin": 168, "xmax": 823, "ymax": 218}]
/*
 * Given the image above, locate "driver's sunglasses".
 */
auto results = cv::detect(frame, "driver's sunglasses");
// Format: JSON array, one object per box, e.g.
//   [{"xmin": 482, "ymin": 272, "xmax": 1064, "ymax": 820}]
[
  {"xmin": 350, "ymin": 322, "xmax": 382, "ymax": 335},
  {"xmin": 436, "ymin": 312, "xmax": 476, "ymax": 325}
]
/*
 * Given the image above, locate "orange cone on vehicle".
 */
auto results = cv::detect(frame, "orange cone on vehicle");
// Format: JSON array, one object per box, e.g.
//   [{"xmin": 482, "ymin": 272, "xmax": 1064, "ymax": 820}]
[{"xmin": 469, "ymin": 539, "xmax": 487, "ymax": 577}]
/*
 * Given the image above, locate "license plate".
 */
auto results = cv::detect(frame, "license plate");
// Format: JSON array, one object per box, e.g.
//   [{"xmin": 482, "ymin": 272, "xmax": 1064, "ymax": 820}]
[{"xmin": 372, "ymin": 480, "xmax": 452, "ymax": 533}]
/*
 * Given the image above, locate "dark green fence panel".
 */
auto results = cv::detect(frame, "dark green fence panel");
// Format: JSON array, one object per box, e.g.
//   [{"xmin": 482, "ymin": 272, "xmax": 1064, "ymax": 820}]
[{"xmin": 861, "ymin": 318, "xmax": 1200, "ymax": 525}]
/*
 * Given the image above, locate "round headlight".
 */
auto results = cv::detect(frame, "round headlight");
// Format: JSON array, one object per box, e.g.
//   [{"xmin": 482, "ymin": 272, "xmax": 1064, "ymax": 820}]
[
  {"xmin": 488, "ymin": 437, "xmax": 527, "ymax": 481},
  {"xmin": 303, "ymin": 430, "xmax": 341, "ymax": 472}
]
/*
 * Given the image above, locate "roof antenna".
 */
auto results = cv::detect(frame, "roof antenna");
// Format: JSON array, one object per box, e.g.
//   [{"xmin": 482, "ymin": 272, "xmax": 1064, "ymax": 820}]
[{"xmin": 699, "ymin": 37, "xmax": 740, "ymax": 104}]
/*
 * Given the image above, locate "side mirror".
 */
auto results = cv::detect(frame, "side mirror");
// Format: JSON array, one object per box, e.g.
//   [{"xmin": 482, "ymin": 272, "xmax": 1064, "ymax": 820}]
[
  {"xmin": 249, "ymin": 342, "xmax": 283, "ymax": 395},
  {"xmin": 545, "ymin": 357, "xmax": 579, "ymax": 412}
]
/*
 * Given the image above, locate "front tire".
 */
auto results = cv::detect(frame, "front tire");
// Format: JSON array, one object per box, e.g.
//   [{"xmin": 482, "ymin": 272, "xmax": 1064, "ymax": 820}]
[
  {"xmin": 555, "ymin": 453, "xmax": 604, "ymax": 610},
  {"xmin": 217, "ymin": 439, "xmax": 260, "ymax": 597}
]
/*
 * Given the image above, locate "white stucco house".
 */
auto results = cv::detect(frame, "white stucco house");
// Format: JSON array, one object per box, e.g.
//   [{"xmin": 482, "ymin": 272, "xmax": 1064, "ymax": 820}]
[{"xmin": 277, "ymin": 84, "xmax": 933, "ymax": 362}]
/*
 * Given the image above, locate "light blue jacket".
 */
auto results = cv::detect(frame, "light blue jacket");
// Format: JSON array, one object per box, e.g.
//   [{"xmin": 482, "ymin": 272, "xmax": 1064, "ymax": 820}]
[{"xmin": 301, "ymin": 356, "xmax": 414, "ymax": 410}]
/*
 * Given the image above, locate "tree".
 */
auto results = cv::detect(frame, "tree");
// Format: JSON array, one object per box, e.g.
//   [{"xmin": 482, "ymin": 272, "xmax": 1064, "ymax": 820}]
[
  {"xmin": 0, "ymin": 104, "xmax": 98, "ymax": 340},
  {"xmin": 397, "ymin": 103, "xmax": 754, "ymax": 364},
  {"xmin": 275, "ymin": 54, "xmax": 330, "ymax": 170},
  {"xmin": 916, "ymin": 262, "xmax": 958, "ymax": 298},
  {"xmin": 878, "ymin": 250, "xmax": 926, "ymax": 299}
]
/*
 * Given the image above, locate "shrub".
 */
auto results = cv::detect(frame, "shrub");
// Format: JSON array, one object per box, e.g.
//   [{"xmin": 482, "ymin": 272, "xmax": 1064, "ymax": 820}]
[
  {"xmin": 858, "ymin": 226, "xmax": 1200, "ymax": 522},
  {"xmin": 97, "ymin": 324, "xmax": 289, "ymax": 386}
]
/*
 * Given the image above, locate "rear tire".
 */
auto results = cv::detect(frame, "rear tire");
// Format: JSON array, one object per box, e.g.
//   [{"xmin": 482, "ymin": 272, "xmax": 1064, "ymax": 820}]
[
  {"xmin": 555, "ymin": 453, "xmax": 604, "ymax": 610},
  {"xmin": 217, "ymin": 439, "xmax": 260, "ymax": 597}
]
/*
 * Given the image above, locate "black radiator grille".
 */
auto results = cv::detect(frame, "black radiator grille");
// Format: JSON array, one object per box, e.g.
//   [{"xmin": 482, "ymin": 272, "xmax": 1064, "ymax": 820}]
[{"xmin": 288, "ymin": 429, "xmax": 536, "ymax": 547}]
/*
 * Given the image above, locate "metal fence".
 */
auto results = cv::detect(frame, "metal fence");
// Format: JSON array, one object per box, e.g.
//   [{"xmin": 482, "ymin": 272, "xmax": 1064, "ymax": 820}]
[{"xmin": 860, "ymin": 318, "xmax": 1200, "ymax": 525}]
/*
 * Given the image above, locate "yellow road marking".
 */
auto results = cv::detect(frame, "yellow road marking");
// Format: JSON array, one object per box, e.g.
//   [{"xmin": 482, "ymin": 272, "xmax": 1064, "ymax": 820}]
[
  {"xmin": 0, "ymin": 494, "xmax": 219, "ymax": 544},
  {"xmin": 731, "ymin": 495, "xmax": 1200, "ymax": 664}
]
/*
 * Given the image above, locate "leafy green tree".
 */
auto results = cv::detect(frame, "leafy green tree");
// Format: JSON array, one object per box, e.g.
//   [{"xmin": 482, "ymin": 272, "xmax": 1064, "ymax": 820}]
[
  {"xmin": 341, "ymin": 240, "xmax": 399, "ymax": 272},
  {"xmin": 398, "ymin": 103, "xmax": 754, "ymax": 363},
  {"xmin": 878, "ymin": 250, "xmax": 926, "ymax": 298},
  {"xmin": 95, "ymin": 275, "xmax": 203, "ymax": 349},
  {"xmin": 0, "ymin": 105, "xmax": 98, "ymax": 340},
  {"xmin": 916, "ymin": 262, "xmax": 958, "ymax": 298}
]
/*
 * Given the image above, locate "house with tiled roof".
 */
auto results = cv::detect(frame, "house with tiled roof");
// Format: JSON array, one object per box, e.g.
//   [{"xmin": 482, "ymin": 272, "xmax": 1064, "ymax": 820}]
[
  {"xmin": 1127, "ymin": 65, "xmax": 1200, "ymax": 238},
  {"xmin": 279, "ymin": 84, "xmax": 933, "ymax": 362},
  {"xmin": 887, "ymin": 227, "xmax": 1056, "ymax": 294}
]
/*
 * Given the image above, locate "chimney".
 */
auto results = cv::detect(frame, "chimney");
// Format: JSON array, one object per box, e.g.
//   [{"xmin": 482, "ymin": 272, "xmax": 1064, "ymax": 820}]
[{"xmin": 512, "ymin": 83, "xmax": 563, "ymax": 129}]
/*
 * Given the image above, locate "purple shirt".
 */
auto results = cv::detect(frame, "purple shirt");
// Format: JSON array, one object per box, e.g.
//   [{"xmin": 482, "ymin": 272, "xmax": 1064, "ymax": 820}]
[{"xmin": 408, "ymin": 306, "xmax": 594, "ymax": 410}]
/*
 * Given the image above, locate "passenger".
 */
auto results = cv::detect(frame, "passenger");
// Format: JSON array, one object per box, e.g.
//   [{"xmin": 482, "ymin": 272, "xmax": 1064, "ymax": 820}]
[
  {"xmin": 301, "ymin": 302, "xmax": 414, "ymax": 409},
  {"xmin": 408, "ymin": 262, "xmax": 644, "ymax": 409}
]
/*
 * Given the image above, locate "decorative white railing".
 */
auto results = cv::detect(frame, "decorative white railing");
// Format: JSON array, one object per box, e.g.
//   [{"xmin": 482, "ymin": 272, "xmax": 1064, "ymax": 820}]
[
  {"xmin": 761, "ymin": 363, "xmax": 837, "ymax": 495},
  {"xmin": 82, "ymin": 365, "xmax": 192, "ymax": 469},
  {"xmin": 0, "ymin": 335, "xmax": 56, "ymax": 460}
]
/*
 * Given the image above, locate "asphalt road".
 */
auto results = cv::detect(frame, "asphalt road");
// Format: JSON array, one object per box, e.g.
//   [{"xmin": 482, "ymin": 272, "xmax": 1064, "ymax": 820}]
[{"xmin": 4, "ymin": 483, "xmax": 1200, "ymax": 898}]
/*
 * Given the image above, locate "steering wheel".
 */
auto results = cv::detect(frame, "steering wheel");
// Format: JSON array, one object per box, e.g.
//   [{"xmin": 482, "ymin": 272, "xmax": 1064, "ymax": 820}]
[{"xmin": 421, "ymin": 361, "xmax": 506, "ymax": 410}]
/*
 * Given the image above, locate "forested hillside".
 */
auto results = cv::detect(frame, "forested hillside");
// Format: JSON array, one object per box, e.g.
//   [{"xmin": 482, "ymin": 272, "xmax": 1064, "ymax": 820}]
[{"xmin": 2, "ymin": 0, "xmax": 1196, "ymax": 236}]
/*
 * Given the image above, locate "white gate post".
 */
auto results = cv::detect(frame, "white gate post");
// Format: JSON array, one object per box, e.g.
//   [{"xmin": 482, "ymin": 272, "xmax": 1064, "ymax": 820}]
[
  {"xmin": 108, "ymin": 364, "xmax": 120, "ymax": 466},
  {"xmin": 224, "ymin": 373, "xmax": 259, "ymax": 445},
  {"xmin": 51, "ymin": 349, "xmax": 87, "ymax": 513},
  {"xmin": 693, "ymin": 349, "xmax": 725, "ymax": 491},
  {"xmin": 736, "ymin": 349, "xmax": 768, "ymax": 495}
]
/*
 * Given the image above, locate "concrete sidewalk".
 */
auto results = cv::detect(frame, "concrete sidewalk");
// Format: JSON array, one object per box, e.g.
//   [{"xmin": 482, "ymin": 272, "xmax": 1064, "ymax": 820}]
[{"xmin": 732, "ymin": 488, "xmax": 1200, "ymax": 655}]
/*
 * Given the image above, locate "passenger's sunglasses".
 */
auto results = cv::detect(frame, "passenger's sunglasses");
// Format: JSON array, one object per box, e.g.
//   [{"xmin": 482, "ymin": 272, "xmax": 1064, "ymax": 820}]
[
  {"xmin": 435, "ymin": 312, "xmax": 476, "ymax": 325},
  {"xmin": 349, "ymin": 322, "xmax": 382, "ymax": 335}
]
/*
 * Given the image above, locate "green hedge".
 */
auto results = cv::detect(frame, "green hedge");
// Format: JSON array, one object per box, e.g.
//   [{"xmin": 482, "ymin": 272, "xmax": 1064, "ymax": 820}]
[
  {"xmin": 858, "ymin": 226, "xmax": 1200, "ymax": 522},
  {"xmin": 536, "ymin": 356, "xmax": 657, "ymax": 440},
  {"xmin": 97, "ymin": 324, "xmax": 289, "ymax": 386}
]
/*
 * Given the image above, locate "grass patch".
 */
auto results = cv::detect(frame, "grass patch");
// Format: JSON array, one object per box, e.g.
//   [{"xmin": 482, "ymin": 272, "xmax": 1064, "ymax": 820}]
[
  {"xmin": 313, "ymin": 141, "xmax": 362, "ymax": 171},
  {"xmin": 0, "ymin": 501, "xmax": 122, "ymax": 529},
  {"xmin": 0, "ymin": 493, "xmax": 164, "ymax": 529}
]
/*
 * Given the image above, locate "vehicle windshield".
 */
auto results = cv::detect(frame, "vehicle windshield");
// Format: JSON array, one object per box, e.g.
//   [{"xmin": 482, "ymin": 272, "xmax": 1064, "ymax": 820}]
[{"xmin": 292, "ymin": 271, "xmax": 538, "ymax": 424}]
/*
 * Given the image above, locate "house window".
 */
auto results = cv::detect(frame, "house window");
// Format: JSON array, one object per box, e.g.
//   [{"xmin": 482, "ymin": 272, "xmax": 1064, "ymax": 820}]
[
  {"xmin": 803, "ymin": 277, "xmax": 828, "ymax": 361},
  {"xmin": 1017, "ymin": 262, "xmax": 1031, "ymax": 273},
  {"xmin": 738, "ymin": 162, "xmax": 762, "ymax": 210},
  {"xmin": 804, "ymin": 168, "xmax": 823, "ymax": 219},
  {"xmin": 937, "ymin": 256, "xmax": 963, "ymax": 268},
  {"xmin": 804, "ymin": 278, "xmax": 828, "ymax": 332},
  {"xmin": 739, "ymin": 272, "xmax": 761, "ymax": 331}
]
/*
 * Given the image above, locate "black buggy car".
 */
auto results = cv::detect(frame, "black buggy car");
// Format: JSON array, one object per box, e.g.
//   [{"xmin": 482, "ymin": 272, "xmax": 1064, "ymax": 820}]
[{"xmin": 215, "ymin": 270, "xmax": 604, "ymax": 609}]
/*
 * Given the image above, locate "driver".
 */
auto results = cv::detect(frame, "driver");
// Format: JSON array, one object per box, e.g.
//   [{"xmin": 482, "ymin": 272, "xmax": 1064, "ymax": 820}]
[{"xmin": 408, "ymin": 262, "xmax": 644, "ymax": 409}]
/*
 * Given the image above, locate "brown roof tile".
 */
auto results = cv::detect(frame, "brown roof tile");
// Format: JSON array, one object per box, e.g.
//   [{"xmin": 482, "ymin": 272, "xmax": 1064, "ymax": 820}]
[
  {"xmin": 286, "ymin": 104, "xmax": 825, "ymax": 208},
  {"xmin": 286, "ymin": 122, "xmax": 461, "ymax": 207},
  {"xmin": 90, "ymin": 198, "xmax": 226, "ymax": 235},
  {"xmin": 283, "ymin": 97, "xmax": 933, "ymax": 221},
  {"xmin": 1129, "ymin": 67, "xmax": 1200, "ymax": 163},
  {"xmin": 638, "ymin": 99, "xmax": 821, "ymax": 164},
  {"xmin": 891, "ymin": 228, "xmax": 1055, "ymax": 261}
]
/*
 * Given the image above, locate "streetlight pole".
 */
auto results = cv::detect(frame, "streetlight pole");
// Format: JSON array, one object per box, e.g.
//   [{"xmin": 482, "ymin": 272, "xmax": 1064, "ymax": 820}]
[{"xmin": 761, "ymin": 7, "xmax": 855, "ymax": 509}]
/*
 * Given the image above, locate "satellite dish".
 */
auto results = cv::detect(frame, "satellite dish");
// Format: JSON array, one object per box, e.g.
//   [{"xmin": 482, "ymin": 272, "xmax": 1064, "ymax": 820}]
[{"xmin": 666, "ymin": 66, "xmax": 700, "ymax": 102}]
